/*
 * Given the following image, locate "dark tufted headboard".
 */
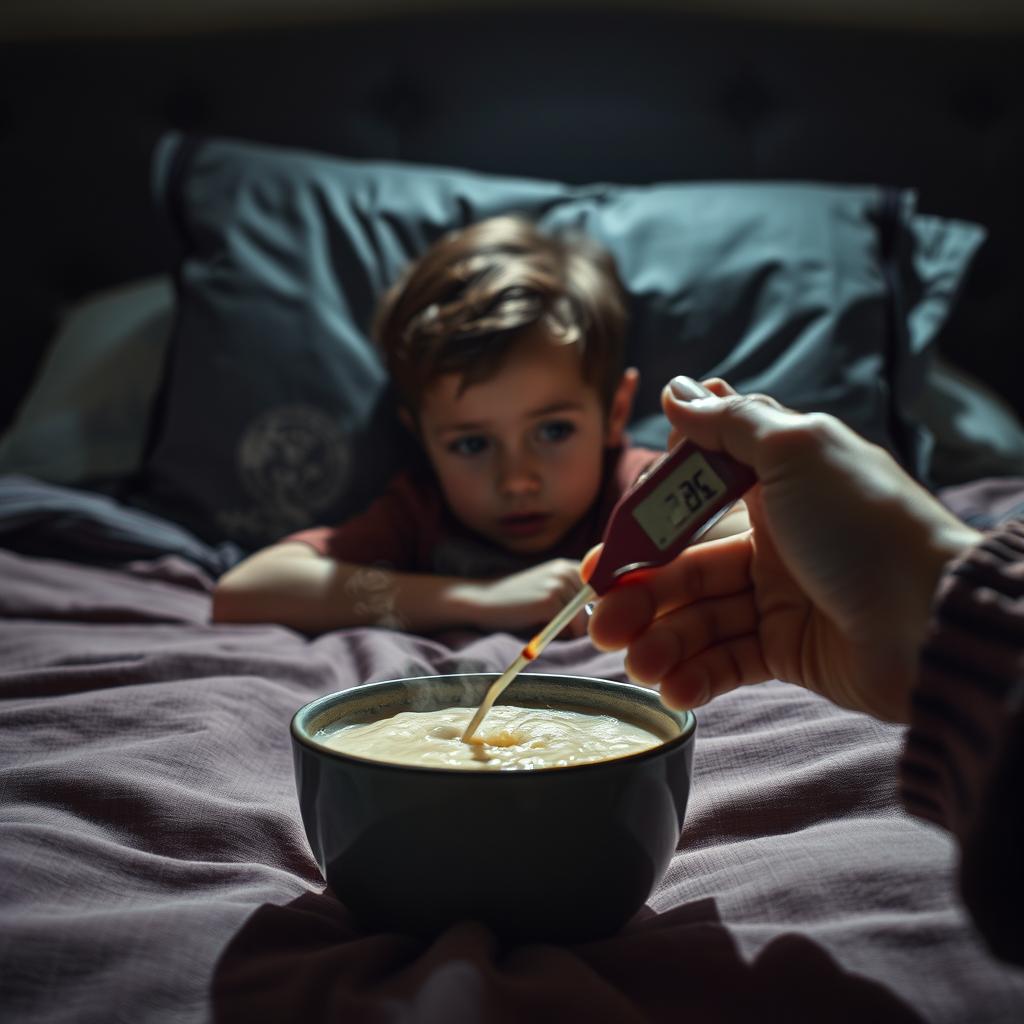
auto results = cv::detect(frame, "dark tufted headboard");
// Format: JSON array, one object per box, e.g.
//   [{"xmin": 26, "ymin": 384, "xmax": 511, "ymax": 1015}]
[{"xmin": 2, "ymin": 9, "xmax": 1022, "ymax": 430}]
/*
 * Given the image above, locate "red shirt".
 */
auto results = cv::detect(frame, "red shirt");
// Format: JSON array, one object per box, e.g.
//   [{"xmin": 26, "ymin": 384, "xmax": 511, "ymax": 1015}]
[{"xmin": 285, "ymin": 444, "xmax": 660, "ymax": 579}]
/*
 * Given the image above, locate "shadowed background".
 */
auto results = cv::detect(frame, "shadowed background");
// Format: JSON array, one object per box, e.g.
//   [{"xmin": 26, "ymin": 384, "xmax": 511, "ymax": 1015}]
[{"xmin": 1, "ymin": 0, "xmax": 1022, "ymax": 433}]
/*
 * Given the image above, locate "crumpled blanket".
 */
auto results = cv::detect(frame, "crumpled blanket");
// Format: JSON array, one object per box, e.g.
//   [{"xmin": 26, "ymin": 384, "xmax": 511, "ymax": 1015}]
[{"xmin": 3, "ymin": 537, "xmax": 1024, "ymax": 1023}]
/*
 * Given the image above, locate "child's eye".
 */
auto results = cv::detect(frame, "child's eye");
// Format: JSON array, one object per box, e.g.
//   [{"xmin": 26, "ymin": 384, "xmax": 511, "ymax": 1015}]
[
  {"xmin": 448, "ymin": 435, "xmax": 489, "ymax": 457},
  {"xmin": 536, "ymin": 420, "xmax": 576, "ymax": 444}
]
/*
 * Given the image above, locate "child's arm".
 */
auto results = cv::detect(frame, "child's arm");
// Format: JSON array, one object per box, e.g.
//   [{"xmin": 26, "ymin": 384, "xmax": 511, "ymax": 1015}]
[
  {"xmin": 210, "ymin": 542, "xmax": 588, "ymax": 635},
  {"xmin": 211, "ymin": 502, "xmax": 751, "ymax": 635}
]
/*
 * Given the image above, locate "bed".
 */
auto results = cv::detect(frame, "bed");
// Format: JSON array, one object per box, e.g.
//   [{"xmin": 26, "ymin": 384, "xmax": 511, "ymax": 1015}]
[{"xmin": 2, "ymin": 7, "xmax": 1024, "ymax": 1023}]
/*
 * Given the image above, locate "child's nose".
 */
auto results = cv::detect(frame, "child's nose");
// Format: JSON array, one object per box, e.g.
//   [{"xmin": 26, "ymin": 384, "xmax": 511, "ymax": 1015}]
[{"xmin": 498, "ymin": 450, "xmax": 542, "ymax": 496}]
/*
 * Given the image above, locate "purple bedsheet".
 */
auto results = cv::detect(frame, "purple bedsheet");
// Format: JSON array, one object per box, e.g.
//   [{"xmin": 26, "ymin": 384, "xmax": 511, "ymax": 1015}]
[{"xmin": 2, "ymin": 529, "xmax": 1024, "ymax": 1022}]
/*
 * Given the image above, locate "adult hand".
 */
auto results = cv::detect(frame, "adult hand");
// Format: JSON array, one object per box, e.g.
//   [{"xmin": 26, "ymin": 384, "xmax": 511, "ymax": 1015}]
[
  {"xmin": 463, "ymin": 558, "xmax": 589, "ymax": 636},
  {"xmin": 587, "ymin": 376, "xmax": 983, "ymax": 722}
]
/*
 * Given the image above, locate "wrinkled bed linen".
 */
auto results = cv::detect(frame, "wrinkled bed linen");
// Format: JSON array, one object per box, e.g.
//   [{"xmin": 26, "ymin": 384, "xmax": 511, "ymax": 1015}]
[{"xmin": 2, "ymin": 543, "xmax": 1024, "ymax": 1024}]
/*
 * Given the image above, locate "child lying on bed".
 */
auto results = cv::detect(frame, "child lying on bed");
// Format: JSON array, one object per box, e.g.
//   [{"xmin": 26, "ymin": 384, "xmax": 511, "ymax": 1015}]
[{"xmin": 211, "ymin": 215, "xmax": 748, "ymax": 634}]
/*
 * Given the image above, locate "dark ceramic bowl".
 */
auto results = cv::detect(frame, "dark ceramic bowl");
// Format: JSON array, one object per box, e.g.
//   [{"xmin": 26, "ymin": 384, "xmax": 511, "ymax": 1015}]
[{"xmin": 291, "ymin": 672, "xmax": 696, "ymax": 942}]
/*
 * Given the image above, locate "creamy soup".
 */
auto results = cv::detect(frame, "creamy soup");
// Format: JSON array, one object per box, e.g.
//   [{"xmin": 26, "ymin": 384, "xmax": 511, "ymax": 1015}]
[{"xmin": 318, "ymin": 705, "xmax": 663, "ymax": 771}]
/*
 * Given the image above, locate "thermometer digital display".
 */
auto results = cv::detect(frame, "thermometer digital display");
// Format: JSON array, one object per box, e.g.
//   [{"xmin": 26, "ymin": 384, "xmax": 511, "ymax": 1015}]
[
  {"xmin": 461, "ymin": 440, "xmax": 756, "ymax": 742},
  {"xmin": 631, "ymin": 451, "xmax": 728, "ymax": 551}
]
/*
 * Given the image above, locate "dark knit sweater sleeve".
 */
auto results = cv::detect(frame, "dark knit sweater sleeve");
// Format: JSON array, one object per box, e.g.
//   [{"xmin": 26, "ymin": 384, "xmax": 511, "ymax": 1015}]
[{"xmin": 899, "ymin": 519, "xmax": 1024, "ymax": 965}]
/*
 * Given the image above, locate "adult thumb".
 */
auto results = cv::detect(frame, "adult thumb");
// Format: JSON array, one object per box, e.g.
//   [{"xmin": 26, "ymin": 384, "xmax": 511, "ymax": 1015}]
[{"xmin": 661, "ymin": 375, "xmax": 790, "ymax": 472}]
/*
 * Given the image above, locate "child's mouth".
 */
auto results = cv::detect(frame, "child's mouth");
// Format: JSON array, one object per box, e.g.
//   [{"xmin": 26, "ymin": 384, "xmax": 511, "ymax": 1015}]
[{"xmin": 499, "ymin": 513, "xmax": 551, "ymax": 537}]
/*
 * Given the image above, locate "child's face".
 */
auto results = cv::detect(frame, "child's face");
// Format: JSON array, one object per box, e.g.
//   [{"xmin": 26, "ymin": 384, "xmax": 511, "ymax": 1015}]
[{"xmin": 415, "ymin": 334, "xmax": 634, "ymax": 555}]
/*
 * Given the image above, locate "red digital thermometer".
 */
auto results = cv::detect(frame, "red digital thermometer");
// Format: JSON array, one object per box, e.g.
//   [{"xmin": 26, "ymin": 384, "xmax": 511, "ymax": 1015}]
[{"xmin": 461, "ymin": 440, "xmax": 756, "ymax": 741}]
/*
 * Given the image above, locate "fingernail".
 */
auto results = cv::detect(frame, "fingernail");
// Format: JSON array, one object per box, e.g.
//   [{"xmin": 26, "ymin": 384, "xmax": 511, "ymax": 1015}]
[{"xmin": 668, "ymin": 376, "xmax": 714, "ymax": 401}]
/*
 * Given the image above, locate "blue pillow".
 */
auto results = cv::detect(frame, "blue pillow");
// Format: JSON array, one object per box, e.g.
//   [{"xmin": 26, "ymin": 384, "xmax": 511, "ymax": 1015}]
[{"xmin": 135, "ymin": 132, "xmax": 984, "ymax": 549}]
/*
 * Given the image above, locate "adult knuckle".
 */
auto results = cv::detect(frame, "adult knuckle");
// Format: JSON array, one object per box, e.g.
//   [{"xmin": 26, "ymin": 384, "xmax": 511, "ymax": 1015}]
[
  {"xmin": 760, "ymin": 410, "xmax": 839, "ymax": 463},
  {"xmin": 729, "ymin": 393, "xmax": 770, "ymax": 414},
  {"xmin": 802, "ymin": 410, "xmax": 843, "ymax": 437}
]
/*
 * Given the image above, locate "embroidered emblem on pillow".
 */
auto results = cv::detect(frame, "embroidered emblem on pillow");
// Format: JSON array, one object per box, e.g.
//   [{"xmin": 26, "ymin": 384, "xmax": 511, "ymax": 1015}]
[{"xmin": 216, "ymin": 404, "xmax": 351, "ymax": 542}]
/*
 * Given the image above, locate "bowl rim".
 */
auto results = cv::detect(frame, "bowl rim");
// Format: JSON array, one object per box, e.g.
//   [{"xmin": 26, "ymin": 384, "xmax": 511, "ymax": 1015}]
[{"xmin": 290, "ymin": 672, "xmax": 696, "ymax": 778}]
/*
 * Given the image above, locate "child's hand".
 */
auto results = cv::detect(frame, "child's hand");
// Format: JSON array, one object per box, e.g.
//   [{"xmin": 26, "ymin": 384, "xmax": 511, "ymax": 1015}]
[{"xmin": 458, "ymin": 559, "xmax": 589, "ymax": 636}]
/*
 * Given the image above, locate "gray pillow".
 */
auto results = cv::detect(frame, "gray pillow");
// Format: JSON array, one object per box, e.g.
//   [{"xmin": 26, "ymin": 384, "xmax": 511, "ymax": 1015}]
[
  {"xmin": 0, "ymin": 277, "xmax": 173, "ymax": 486},
  {"xmin": 135, "ymin": 132, "xmax": 984, "ymax": 549}
]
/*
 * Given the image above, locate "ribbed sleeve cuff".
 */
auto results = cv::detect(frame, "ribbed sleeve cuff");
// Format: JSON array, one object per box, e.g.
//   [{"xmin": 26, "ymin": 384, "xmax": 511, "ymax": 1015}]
[{"xmin": 899, "ymin": 520, "xmax": 1024, "ymax": 838}]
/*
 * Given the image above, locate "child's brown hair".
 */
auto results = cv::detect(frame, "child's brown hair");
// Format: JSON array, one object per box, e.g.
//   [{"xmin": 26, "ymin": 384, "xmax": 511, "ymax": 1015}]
[{"xmin": 374, "ymin": 216, "xmax": 628, "ymax": 415}]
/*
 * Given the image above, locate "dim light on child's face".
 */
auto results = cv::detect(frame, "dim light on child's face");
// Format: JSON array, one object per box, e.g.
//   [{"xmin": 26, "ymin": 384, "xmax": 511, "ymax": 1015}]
[{"xmin": 417, "ymin": 338, "xmax": 630, "ymax": 555}]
